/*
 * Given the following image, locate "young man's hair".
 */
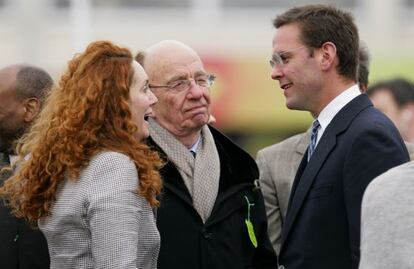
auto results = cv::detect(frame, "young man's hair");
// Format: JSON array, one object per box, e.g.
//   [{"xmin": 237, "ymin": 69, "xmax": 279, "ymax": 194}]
[{"xmin": 273, "ymin": 5, "xmax": 359, "ymax": 81}]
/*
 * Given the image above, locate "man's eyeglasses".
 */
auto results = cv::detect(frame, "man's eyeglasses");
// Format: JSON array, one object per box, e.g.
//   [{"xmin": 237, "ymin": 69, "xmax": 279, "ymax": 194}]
[
  {"xmin": 149, "ymin": 74, "xmax": 216, "ymax": 93},
  {"xmin": 269, "ymin": 45, "xmax": 306, "ymax": 68}
]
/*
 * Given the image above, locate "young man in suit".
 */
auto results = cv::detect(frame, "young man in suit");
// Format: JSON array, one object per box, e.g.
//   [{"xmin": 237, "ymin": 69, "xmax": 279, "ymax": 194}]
[
  {"xmin": 269, "ymin": 5, "xmax": 409, "ymax": 269},
  {"xmin": 257, "ymin": 45, "xmax": 372, "ymax": 255},
  {"xmin": 0, "ymin": 64, "xmax": 52, "ymax": 268},
  {"xmin": 136, "ymin": 40, "xmax": 277, "ymax": 269}
]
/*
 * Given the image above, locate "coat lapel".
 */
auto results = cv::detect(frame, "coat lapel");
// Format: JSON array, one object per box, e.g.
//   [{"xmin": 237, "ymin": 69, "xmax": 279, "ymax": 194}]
[
  {"xmin": 147, "ymin": 137, "xmax": 195, "ymax": 208},
  {"xmin": 295, "ymin": 128, "xmax": 311, "ymax": 156},
  {"xmin": 161, "ymin": 162, "xmax": 194, "ymax": 206},
  {"xmin": 281, "ymin": 136, "xmax": 337, "ymax": 244},
  {"xmin": 280, "ymin": 94, "xmax": 373, "ymax": 248}
]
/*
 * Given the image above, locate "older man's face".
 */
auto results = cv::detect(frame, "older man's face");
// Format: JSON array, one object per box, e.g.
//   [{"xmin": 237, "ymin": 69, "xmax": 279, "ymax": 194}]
[{"xmin": 146, "ymin": 46, "xmax": 211, "ymax": 136}]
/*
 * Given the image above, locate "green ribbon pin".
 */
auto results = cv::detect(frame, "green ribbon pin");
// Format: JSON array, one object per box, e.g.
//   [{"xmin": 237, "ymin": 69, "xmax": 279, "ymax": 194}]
[{"xmin": 244, "ymin": 195, "xmax": 258, "ymax": 248}]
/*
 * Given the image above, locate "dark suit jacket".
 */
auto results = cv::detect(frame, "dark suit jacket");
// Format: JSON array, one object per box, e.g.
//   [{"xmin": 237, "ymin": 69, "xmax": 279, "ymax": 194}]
[
  {"xmin": 278, "ymin": 94, "xmax": 409, "ymax": 269},
  {"xmin": 148, "ymin": 126, "xmax": 277, "ymax": 269},
  {"xmin": 0, "ymin": 160, "xmax": 50, "ymax": 269}
]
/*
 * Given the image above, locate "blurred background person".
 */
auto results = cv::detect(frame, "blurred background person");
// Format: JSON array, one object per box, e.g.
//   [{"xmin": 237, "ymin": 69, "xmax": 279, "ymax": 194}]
[
  {"xmin": 0, "ymin": 64, "xmax": 52, "ymax": 269},
  {"xmin": 257, "ymin": 44, "xmax": 371, "ymax": 254},
  {"xmin": 0, "ymin": 40, "xmax": 163, "ymax": 269},
  {"xmin": 357, "ymin": 44, "xmax": 370, "ymax": 92},
  {"xmin": 137, "ymin": 40, "xmax": 277, "ymax": 269},
  {"xmin": 367, "ymin": 78, "xmax": 414, "ymax": 143},
  {"xmin": 359, "ymin": 158, "xmax": 414, "ymax": 269}
]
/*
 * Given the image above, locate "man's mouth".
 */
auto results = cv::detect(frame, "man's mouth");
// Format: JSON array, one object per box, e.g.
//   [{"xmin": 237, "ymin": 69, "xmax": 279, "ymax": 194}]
[
  {"xmin": 281, "ymin": 83, "xmax": 293, "ymax": 90},
  {"xmin": 184, "ymin": 105, "xmax": 206, "ymax": 113}
]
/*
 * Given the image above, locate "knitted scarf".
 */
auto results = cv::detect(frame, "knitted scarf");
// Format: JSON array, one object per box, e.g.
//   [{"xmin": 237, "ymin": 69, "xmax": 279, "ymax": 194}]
[{"xmin": 149, "ymin": 118, "xmax": 220, "ymax": 223}]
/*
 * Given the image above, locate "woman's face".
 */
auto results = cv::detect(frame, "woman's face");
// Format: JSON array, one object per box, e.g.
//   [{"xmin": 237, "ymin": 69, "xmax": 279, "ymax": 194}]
[{"xmin": 129, "ymin": 61, "xmax": 158, "ymax": 141}]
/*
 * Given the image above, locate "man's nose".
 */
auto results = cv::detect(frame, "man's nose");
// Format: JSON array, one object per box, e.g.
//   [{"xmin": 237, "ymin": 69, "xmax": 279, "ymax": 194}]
[
  {"xmin": 187, "ymin": 80, "xmax": 204, "ymax": 99},
  {"xmin": 271, "ymin": 65, "xmax": 284, "ymax": 80}
]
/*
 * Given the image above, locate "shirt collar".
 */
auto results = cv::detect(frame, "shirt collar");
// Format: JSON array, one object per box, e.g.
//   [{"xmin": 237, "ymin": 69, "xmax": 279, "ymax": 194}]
[
  {"xmin": 190, "ymin": 135, "xmax": 202, "ymax": 153},
  {"xmin": 317, "ymin": 84, "xmax": 361, "ymax": 131}
]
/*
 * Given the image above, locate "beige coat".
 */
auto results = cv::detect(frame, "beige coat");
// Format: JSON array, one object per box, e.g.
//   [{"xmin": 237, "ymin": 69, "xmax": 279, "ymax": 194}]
[{"xmin": 256, "ymin": 129, "xmax": 310, "ymax": 254}]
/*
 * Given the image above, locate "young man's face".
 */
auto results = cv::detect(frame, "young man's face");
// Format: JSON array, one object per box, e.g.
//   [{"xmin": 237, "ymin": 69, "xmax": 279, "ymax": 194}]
[{"xmin": 271, "ymin": 23, "xmax": 323, "ymax": 114}]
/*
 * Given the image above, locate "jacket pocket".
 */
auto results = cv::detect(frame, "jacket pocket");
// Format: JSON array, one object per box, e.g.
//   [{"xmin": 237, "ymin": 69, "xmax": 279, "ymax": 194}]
[{"xmin": 307, "ymin": 184, "xmax": 332, "ymax": 200}]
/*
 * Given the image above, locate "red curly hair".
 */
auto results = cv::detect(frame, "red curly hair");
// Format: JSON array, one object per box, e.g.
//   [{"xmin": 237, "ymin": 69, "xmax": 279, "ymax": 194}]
[{"xmin": 0, "ymin": 41, "xmax": 163, "ymax": 224}]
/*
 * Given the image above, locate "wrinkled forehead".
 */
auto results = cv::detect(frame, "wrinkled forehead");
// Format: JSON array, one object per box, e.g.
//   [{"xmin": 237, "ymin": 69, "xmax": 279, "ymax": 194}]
[{"xmin": 145, "ymin": 43, "xmax": 205, "ymax": 83}]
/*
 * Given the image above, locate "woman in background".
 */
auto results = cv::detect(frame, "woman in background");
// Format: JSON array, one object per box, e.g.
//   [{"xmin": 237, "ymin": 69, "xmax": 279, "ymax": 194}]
[{"xmin": 0, "ymin": 40, "xmax": 162, "ymax": 269}]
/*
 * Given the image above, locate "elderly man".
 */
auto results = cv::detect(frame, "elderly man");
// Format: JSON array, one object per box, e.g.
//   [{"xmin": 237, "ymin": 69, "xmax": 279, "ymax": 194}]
[
  {"xmin": 270, "ymin": 5, "xmax": 408, "ymax": 269},
  {"xmin": 0, "ymin": 64, "xmax": 52, "ymax": 268},
  {"xmin": 136, "ymin": 40, "xmax": 277, "ymax": 269}
]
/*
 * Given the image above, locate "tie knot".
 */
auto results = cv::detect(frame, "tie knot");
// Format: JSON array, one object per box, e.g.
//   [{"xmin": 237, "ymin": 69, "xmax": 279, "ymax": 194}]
[
  {"xmin": 308, "ymin": 120, "xmax": 320, "ymax": 162},
  {"xmin": 311, "ymin": 120, "xmax": 320, "ymax": 134}
]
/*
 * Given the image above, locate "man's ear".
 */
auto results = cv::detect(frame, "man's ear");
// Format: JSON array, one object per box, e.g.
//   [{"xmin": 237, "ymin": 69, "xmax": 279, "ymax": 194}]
[
  {"xmin": 23, "ymin": 98, "xmax": 40, "ymax": 123},
  {"xmin": 319, "ymin": 41, "xmax": 337, "ymax": 71}
]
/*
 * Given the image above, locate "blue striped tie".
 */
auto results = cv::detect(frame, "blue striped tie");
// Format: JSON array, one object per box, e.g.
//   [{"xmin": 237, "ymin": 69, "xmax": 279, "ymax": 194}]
[{"xmin": 307, "ymin": 120, "xmax": 320, "ymax": 162}]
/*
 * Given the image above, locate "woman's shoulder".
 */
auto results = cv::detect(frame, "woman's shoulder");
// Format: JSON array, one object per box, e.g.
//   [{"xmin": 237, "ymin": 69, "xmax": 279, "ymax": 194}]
[
  {"xmin": 82, "ymin": 151, "xmax": 137, "ymax": 181},
  {"xmin": 91, "ymin": 151, "xmax": 132, "ymax": 164},
  {"xmin": 87, "ymin": 151, "xmax": 135, "ymax": 170}
]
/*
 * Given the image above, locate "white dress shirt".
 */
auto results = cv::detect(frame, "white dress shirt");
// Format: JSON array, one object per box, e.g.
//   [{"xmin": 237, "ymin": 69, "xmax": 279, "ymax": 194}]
[{"xmin": 315, "ymin": 85, "xmax": 361, "ymax": 146}]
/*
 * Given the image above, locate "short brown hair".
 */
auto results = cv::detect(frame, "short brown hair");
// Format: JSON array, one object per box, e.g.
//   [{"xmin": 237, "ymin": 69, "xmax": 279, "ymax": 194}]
[{"xmin": 273, "ymin": 5, "xmax": 359, "ymax": 81}]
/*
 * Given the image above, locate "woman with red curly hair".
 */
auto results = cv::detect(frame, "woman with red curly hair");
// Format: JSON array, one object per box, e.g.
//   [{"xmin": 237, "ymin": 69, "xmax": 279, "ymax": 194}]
[{"xmin": 0, "ymin": 40, "xmax": 163, "ymax": 269}]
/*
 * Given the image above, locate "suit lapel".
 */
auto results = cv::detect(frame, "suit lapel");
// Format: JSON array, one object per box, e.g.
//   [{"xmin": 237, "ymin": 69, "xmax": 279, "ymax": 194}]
[
  {"xmin": 280, "ymin": 94, "xmax": 373, "ymax": 249},
  {"xmin": 295, "ymin": 128, "xmax": 312, "ymax": 156},
  {"xmin": 282, "ymin": 136, "xmax": 337, "ymax": 244}
]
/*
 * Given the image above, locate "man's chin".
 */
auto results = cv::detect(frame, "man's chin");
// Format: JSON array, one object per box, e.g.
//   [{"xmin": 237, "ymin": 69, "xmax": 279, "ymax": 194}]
[
  {"xmin": 285, "ymin": 99, "xmax": 301, "ymax": 110},
  {"xmin": 184, "ymin": 115, "xmax": 208, "ymax": 130}
]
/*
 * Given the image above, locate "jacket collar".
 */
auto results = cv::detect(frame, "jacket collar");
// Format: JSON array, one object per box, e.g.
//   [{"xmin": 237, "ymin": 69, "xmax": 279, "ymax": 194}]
[
  {"xmin": 147, "ymin": 124, "xmax": 259, "ymax": 210},
  {"xmin": 295, "ymin": 128, "xmax": 312, "ymax": 155}
]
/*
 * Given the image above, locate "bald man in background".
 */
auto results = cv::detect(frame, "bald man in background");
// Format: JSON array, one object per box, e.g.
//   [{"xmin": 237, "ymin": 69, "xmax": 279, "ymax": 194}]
[{"xmin": 0, "ymin": 64, "xmax": 52, "ymax": 269}]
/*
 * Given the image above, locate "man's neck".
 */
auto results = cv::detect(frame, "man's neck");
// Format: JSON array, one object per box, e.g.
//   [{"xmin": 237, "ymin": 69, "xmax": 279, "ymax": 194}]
[
  {"xmin": 311, "ymin": 78, "xmax": 356, "ymax": 118},
  {"xmin": 154, "ymin": 119, "xmax": 202, "ymax": 149},
  {"xmin": 175, "ymin": 131, "xmax": 201, "ymax": 149}
]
